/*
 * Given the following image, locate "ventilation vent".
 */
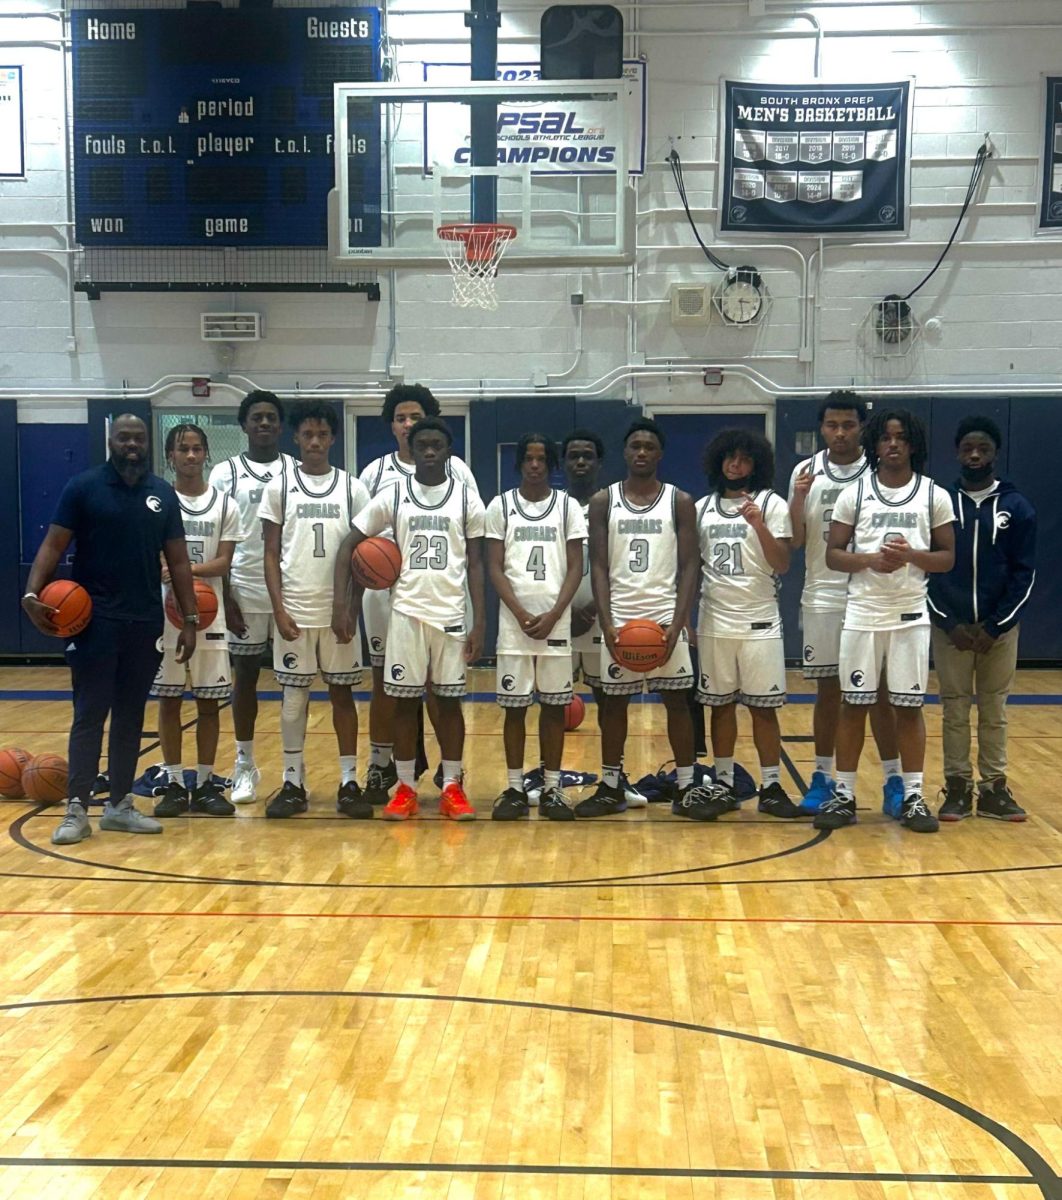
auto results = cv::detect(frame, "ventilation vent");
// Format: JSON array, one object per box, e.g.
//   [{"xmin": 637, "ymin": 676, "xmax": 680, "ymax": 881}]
[
  {"xmin": 669, "ymin": 284, "xmax": 711, "ymax": 327},
  {"xmin": 201, "ymin": 312, "xmax": 263, "ymax": 342}
]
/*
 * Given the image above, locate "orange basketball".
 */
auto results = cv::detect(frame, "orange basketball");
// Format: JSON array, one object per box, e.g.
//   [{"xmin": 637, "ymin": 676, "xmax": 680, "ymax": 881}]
[
  {"xmin": 39, "ymin": 580, "xmax": 92, "ymax": 638},
  {"xmin": 0, "ymin": 748, "xmax": 31, "ymax": 798},
  {"xmin": 22, "ymin": 753, "xmax": 68, "ymax": 805},
  {"xmin": 613, "ymin": 619, "xmax": 669, "ymax": 673},
  {"xmin": 351, "ymin": 537, "xmax": 402, "ymax": 590},
  {"xmin": 564, "ymin": 693, "xmax": 586, "ymax": 732},
  {"xmin": 165, "ymin": 579, "xmax": 219, "ymax": 630}
]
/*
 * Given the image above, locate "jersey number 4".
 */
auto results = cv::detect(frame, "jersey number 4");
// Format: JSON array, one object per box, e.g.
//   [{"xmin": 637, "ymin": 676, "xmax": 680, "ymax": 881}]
[
  {"xmin": 409, "ymin": 533, "xmax": 449, "ymax": 570},
  {"xmin": 526, "ymin": 545, "xmax": 547, "ymax": 581}
]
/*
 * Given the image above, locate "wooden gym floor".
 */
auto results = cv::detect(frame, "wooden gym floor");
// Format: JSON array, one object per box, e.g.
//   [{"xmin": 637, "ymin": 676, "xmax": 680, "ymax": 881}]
[{"xmin": 0, "ymin": 663, "xmax": 1059, "ymax": 1200}]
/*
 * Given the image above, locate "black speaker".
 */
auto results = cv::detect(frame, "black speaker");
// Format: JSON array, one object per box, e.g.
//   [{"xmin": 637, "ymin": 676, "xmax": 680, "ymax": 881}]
[{"xmin": 540, "ymin": 5, "xmax": 623, "ymax": 79}]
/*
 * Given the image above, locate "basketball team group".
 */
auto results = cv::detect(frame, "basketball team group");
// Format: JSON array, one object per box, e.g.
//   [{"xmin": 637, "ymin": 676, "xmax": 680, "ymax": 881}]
[{"xmin": 21, "ymin": 385, "xmax": 1036, "ymax": 845}]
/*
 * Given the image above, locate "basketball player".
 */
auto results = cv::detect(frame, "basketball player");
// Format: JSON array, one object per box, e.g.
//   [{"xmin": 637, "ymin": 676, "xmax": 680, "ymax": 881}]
[
  {"xmin": 358, "ymin": 384, "xmax": 479, "ymax": 805},
  {"xmin": 789, "ymin": 391, "xmax": 902, "ymax": 814},
  {"xmin": 335, "ymin": 417, "xmax": 485, "ymax": 821},
  {"xmin": 208, "ymin": 391, "xmax": 295, "ymax": 805},
  {"xmin": 814, "ymin": 409, "xmax": 955, "ymax": 834},
  {"xmin": 486, "ymin": 433, "xmax": 585, "ymax": 821},
  {"xmin": 260, "ymin": 401, "xmax": 371, "ymax": 819},
  {"xmin": 151, "ymin": 424, "xmax": 242, "ymax": 818},
  {"xmin": 582, "ymin": 418, "xmax": 715, "ymax": 819},
  {"xmin": 697, "ymin": 430, "xmax": 802, "ymax": 817}
]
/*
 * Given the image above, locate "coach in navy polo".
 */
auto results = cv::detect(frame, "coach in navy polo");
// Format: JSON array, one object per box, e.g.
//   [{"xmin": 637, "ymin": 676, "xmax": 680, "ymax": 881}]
[{"xmin": 22, "ymin": 414, "xmax": 199, "ymax": 845}]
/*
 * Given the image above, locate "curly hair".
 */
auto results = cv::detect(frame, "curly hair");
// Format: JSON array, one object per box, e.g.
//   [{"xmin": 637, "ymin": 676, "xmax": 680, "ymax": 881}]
[
  {"xmin": 515, "ymin": 432, "xmax": 559, "ymax": 473},
  {"xmin": 238, "ymin": 389, "xmax": 283, "ymax": 427},
  {"xmin": 703, "ymin": 427, "xmax": 775, "ymax": 494},
  {"xmin": 817, "ymin": 389, "xmax": 867, "ymax": 424},
  {"xmin": 954, "ymin": 414, "xmax": 1002, "ymax": 449},
  {"xmin": 863, "ymin": 407, "xmax": 928, "ymax": 472},
  {"xmin": 382, "ymin": 383, "xmax": 440, "ymax": 424},
  {"xmin": 288, "ymin": 400, "xmax": 339, "ymax": 435},
  {"xmin": 164, "ymin": 422, "xmax": 208, "ymax": 458}
]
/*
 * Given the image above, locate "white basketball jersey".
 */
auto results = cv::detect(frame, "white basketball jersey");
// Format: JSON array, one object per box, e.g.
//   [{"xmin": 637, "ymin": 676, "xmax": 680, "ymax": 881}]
[
  {"xmin": 209, "ymin": 452, "xmax": 296, "ymax": 613},
  {"xmin": 162, "ymin": 485, "xmax": 242, "ymax": 649},
  {"xmin": 485, "ymin": 488, "xmax": 586, "ymax": 656},
  {"xmin": 258, "ymin": 465, "xmax": 369, "ymax": 628},
  {"xmin": 605, "ymin": 482, "xmax": 680, "ymax": 627},
  {"xmin": 572, "ymin": 496, "xmax": 599, "ymax": 652},
  {"xmin": 696, "ymin": 490, "xmax": 791, "ymax": 639},
  {"xmin": 355, "ymin": 475, "xmax": 486, "ymax": 633},
  {"xmin": 789, "ymin": 450, "xmax": 869, "ymax": 612},
  {"xmin": 833, "ymin": 472, "xmax": 955, "ymax": 631},
  {"xmin": 358, "ymin": 452, "xmax": 478, "ymax": 545}
]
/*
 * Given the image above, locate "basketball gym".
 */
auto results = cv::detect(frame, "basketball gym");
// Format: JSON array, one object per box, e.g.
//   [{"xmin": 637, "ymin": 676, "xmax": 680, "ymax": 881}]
[{"xmin": 0, "ymin": 1, "xmax": 1060, "ymax": 1197}]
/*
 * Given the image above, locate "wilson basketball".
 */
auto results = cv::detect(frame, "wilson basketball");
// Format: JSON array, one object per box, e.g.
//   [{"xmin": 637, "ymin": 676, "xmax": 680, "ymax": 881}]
[
  {"xmin": 165, "ymin": 579, "xmax": 219, "ymax": 630},
  {"xmin": 564, "ymin": 694, "xmax": 586, "ymax": 732},
  {"xmin": 351, "ymin": 537, "xmax": 403, "ymax": 590},
  {"xmin": 39, "ymin": 580, "xmax": 92, "ymax": 638},
  {"xmin": 0, "ymin": 748, "xmax": 31, "ymax": 798},
  {"xmin": 22, "ymin": 753, "xmax": 68, "ymax": 805},
  {"xmin": 613, "ymin": 619, "xmax": 669, "ymax": 673}
]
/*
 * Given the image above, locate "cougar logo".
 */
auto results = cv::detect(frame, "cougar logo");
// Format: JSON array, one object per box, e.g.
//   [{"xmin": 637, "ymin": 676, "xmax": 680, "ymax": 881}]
[
  {"xmin": 370, "ymin": 636, "xmax": 383, "ymax": 652},
  {"xmin": 145, "ymin": 496, "xmax": 162, "ymax": 512},
  {"xmin": 850, "ymin": 670, "xmax": 865, "ymax": 687},
  {"xmin": 994, "ymin": 511, "xmax": 1011, "ymax": 531},
  {"xmin": 501, "ymin": 674, "xmax": 515, "ymax": 691},
  {"xmin": 700, "ymin": 673, "xmax": 710, "ymax": 690},
  {"xmin": 804, "ymin": 644, "xmax": 814, "ymax": 662},
  {"xmin": 391, "ymin": 664, "xmax": 405, "ymax": 681},
  {"xmin": 283, "ymin": 652, "xmax": 298, "ymax": 669},
  {"xmin": 607, "ymin": 662, "xmax": 623, "ymax": 679}
]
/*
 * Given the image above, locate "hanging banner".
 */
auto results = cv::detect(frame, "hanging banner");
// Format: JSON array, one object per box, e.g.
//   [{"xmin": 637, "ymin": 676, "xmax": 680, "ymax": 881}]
[
  {"xmin": 1037, "ymin": 75, "xmax": 1062, "ymax": 231},
  {"xmin": 719, "ymin": 79, "xmax": 912, "ymax": 236},
  {"xmin": 0, "ymin": 67, "xmax": 24, "ymax": 179}
]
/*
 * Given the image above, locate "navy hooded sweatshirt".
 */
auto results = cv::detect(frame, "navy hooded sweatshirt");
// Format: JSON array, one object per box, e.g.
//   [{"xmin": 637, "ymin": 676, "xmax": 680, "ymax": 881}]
[{"xmin": 927, "ymin": 478, "xmax": 1036, "ymax": 639}]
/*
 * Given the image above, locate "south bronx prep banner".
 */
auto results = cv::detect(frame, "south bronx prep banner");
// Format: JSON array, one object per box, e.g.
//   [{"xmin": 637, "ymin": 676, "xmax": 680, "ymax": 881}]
[{"xmin": 720, "ymin": 80, "xmax": 912, "ymax": 235}]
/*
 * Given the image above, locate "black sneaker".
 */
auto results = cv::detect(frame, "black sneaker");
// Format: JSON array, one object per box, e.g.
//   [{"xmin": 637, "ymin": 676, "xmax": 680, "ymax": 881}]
[
  {"xmin": 574, "ymin": 782, "xmax": 627, "ymax": 818},
  {"xmin": 977, "ymin": 778, "xmax": 1027, "ymax": 822},
  {"xmin": 757, "ymin": 782, "xmax": 805, "ymax": 818},
  {"xmin": 363, "ymin": 761, "xmax": 397, "ymax": 807},
  {"xmin": 153, "ymin": 780, "xmax": 189, "ymax": 818},
  {"xmin": 539, "ymin": 786, "xmax": 575, "ymax": 822},
  {"xmin": 337, "ymin": 780, "xmax": 373, "ymax": 820},
  {"xmin": 901, "ymin": 792, "xmax": 939, "ymax": 833},
  {"xmin": 713, "ymin": 781, "xmax": 742, "ymax": 812},
  {"xmin": 190, "ymin": 779, "xmax": 235, "ymax": 817},
  {"xmin": 937, "ymin": 776, "xmax": 974, "ymax": 822},
  {"xmin": 266, "ymin": 781, "xmax": 308, "ymax": 819},
  {"xmin": 813, "ymin": 793, "xmax": 857, "ymax": 830},
  {"xmin": 671, "ymin": 782, "xmax": 731, "ymax": 822},
  {"xmin": 491, "ymin": 788, "xmax": 530, "ymax": 821}
]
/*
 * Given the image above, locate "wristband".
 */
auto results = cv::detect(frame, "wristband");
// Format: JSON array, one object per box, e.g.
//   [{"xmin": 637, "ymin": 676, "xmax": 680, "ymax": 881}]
[{"xmin": 22, "ymin": 592, "xmax": 38, "ymax": 601}]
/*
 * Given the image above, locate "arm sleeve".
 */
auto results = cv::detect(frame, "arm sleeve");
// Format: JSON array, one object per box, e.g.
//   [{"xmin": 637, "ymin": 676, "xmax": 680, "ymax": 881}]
[
  {"xmin": 566, "ymin": 500, "xmax": 588, "ymax": 541},
  {"xmin": 162, "ymin": 486, "xmax": 185, "ymax": 541},
  {"xmin": 465, "ymin": 490, "xmax": 487, "ymax": 538},
  {"xmin": 483, "ymin": 496, "xmax": 506, "ymax": 540},
  {"xmin": 257, "ymin": 478, "xmax": 283, "ymax": 526},
  {"xmin": 353, "ymin": 490, "xmax": 393, "ymax": 538},
  {"xmin": 985, "ymin": 501, "xmax": 1037, "ymax": 637}
]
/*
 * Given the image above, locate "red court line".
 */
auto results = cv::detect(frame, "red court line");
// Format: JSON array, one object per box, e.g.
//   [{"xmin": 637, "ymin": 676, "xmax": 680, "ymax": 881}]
[{"xmin": 0, "ymin": 909, "xmax": 1058, "ymax": 928}]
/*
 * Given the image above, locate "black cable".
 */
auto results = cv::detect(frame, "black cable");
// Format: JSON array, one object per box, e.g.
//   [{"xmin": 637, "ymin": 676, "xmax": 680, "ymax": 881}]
[
  {"xmin": 901, "ymin": 135, "xmax": 992, "ymax": 301},
  {"xmin": 667, "ymin": 148, "xmax": 731, "ymax": 272}
]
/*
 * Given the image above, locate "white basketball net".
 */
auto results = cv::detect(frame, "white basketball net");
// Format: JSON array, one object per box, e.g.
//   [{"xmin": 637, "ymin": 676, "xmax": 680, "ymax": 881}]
[{"xmin": 438, "ymin": 223, "xmax": 516, "ymax": 311}]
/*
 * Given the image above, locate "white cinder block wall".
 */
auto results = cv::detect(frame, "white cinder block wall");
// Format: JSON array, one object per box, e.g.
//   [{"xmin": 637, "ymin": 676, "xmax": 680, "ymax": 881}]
[{"xmin": 2, "ymin": 0, "xmax": 1062, "ymax": 409}]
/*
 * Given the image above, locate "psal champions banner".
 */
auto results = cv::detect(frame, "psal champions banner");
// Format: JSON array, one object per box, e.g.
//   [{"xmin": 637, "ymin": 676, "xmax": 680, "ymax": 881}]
[{"xmin": 720, "ymin": 80, "xmax": 912, "ymax": 235}]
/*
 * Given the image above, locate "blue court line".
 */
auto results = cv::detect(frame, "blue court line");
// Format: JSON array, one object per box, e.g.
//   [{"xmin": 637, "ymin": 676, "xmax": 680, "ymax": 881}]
[{"xmin": 2, "ymin": 690, "xmax": 1062, "ymax": 706}]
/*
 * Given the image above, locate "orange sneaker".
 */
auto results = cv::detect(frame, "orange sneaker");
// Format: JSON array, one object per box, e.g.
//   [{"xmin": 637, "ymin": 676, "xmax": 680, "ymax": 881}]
[
  {"xmin": 382, "ymin": 783, "xmax": 418, "ymax": 821},
  {"xmin": 440, "ymin": 780, "xmax": 476, "ymax": 821}
]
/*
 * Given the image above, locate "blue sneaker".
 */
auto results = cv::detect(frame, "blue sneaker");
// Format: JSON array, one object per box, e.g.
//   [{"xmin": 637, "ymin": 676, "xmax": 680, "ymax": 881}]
[
  {"xmin": 800, "ymin": 770, "xmax": 835, "ymax": 813},
  {"xmin": 882, "ymin": 775, "xmax": 904, "ymax": 820}
]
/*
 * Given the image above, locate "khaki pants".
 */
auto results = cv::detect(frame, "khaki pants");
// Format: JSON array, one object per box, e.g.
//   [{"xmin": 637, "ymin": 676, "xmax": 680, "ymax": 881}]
[{"xmin": 931, "ymin": 624, "xmax": 1019, "ymax": 784}]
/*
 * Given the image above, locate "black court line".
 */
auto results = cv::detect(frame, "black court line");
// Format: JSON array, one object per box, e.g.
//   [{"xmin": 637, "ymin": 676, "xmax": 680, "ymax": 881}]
[
  {"xmin": 780, "ymin": 743, "xmax": 807, "ymax": 793},
  {"xmin": 0, "ymin": 990, "xmax": 1056, "ymax": 1198},
  {"xmin": 6, "ymin": 806, "xmax": 831, "ymax": 890}
]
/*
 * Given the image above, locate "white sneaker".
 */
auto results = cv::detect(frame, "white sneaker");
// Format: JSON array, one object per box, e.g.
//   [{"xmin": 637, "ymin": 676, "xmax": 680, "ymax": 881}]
[
  {"xmin": 621, "ymin": 772, "xmax": 648, "ymax": 808},
  {"xmin": 231, "ymin": 762, "xmax": 260, "ymax": 805}
]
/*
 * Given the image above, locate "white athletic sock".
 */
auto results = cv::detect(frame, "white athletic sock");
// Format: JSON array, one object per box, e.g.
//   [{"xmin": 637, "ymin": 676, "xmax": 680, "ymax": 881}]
[
  {"xmin": 442, "ymin": 760, "xmax": 463, "ymax": 788},
  {"xmin": 507, "ymin": 769, "xmax": 525, "ymax": 793},
  {"xmin": 543, "ymin": 769, "xmax": 561, "ymax": 792},
  {"xmin": 339, "ymin": 755, "xmax": 358, "ymax": 785},
  {"xmin": 882, "ymin": 757, "xmax": 902, "ymax": 782},
  {"xmin": 396, "ymin": 759, "xmax": 416, "ymax": 789},
  {"xmin": 282, "ymin": 753, "xmax": 304, "ymax": 786},
  {"xmin": 370, "ymin": 742, "xmax": 392, "ymax": 768},
  {"xmin": 902, "ymin": 771, "xmax": 924, "ymax": 798},
  {"xmin": 815, "ymin": 755, "xmax": 833, "ymax": 778},
  {"xmin": 761, "ymin": 765, "xmax": 781, "ymax": 787},
  {"xmin": 164, "ymin": 763, "xmax": 183, "ymax": 784},
  {"xmin": 236, "ymin": 740, "xmax": 254, "ymax": 766},
  {"xmin": 196, "ymin": 764, "xmax": 212, "ymax": 787},
  {"xmin": 281, "ymin": 686, "xmax": 310, "ymax": 787},
  {"xmin": 602, "ymin": 764, "xmax": 621, "ymax": 789},
  {"xmin": 835, "ymin": 771, "xmax": 858, "ymax": 799},
  {"xmin": 715, "ymin": 757, "xmax": 735, "ymax": 786},
  {"xmin": 676, "ymin": 765, "xmax": 694, "ymax": 789}
]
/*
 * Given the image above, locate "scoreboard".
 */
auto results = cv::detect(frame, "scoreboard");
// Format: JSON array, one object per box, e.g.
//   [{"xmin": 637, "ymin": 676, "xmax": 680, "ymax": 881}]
[{"xmin": 72, "ymin": 7, "xmax": 381, "ymax": 248}]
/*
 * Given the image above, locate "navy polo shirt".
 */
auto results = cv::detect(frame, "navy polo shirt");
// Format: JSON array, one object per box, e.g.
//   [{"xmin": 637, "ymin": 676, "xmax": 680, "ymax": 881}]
[{"xmin": 52, "ymin": 461, "xmax": 185, "ymax": 623}]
